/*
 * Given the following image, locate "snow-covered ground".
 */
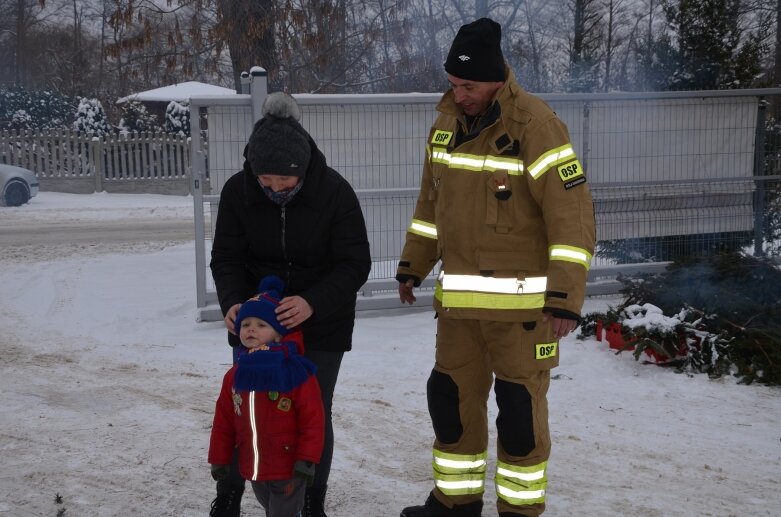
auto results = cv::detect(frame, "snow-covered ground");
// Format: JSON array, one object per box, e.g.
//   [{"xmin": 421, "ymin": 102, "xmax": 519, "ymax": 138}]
[{"xmin": 1, "ymin": 192, "xmax": 779, "ymax": 516}]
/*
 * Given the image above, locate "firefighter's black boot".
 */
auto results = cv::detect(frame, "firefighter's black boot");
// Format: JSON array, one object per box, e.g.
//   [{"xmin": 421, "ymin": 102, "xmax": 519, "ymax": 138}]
[
  {"xmin": 400, "ymin": 492, "xmax": 483, "ymax": 517},
  {"xmin": 302, "ymin": 485, "xmax": 328, "ymax": 517},
  {"xmin": 209, "ymin": 478, "xmax": 242, "ymax": 517}
]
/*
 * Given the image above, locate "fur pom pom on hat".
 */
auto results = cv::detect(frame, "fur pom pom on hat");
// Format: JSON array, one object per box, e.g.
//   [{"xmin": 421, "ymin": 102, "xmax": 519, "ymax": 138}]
[
  {"xmin": 444, "ymin": 18, "xmax": 505, "ymax": 82},
  {"xmin": 247, "ymin": 92, "xmax": 311, "ymax": 177},
  {"xmin": 234, "ymin": 275, "xmax": 287, "ymax": 337}
]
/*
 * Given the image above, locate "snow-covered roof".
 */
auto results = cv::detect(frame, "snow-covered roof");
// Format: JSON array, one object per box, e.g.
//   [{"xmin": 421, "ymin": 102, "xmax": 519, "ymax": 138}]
[{"xmin": 117, "ymin": 81, "xmax": 237, "ymax": 104}]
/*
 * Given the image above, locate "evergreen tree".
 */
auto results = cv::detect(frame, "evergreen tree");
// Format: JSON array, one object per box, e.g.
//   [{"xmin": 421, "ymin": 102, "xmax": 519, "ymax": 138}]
[
  {"xmin": 118, "ymin": 101, "xmax": 159, "ymax": 134},
  {"xmin": 0, "ymin": 87, "xmax": 76, "ymax": 130},
  {"xmin": 73, "ymin": 97, "xmax": 112, "ymax": 137},
  {"xmin": 662, "ymin": 0, "xmax": 764, "ymax": 89},
  {"xmin": 633, "ymin": 32, "xmax": 680, "ymax": 90},
  {"xmin": 566, "ymin": 0, "xmax": 604, "ymax": 92}
]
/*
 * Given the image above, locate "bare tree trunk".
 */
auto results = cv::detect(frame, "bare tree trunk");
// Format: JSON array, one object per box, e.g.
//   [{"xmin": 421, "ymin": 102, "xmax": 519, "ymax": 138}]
[
  {"xmin": 475, "ymin": 0, "xmax": 488, "ymax": 18},
  {"xmin": 99, "ymin": 0, "xmax": 106, "ymax": 88},
  {"xmin": 605, "ymin": 0, "xmax": 614, "ymax": 92},
  {"xmin": 15, "ymin": 0, "xmax": 25, "ymax": 85},
  {"xmin": 774, "ymin": 0, "xmax": 781, "ymax": 119},
  {"xmin": 216, "ymin": 0, "xmax": 277, "ymax": 91}
]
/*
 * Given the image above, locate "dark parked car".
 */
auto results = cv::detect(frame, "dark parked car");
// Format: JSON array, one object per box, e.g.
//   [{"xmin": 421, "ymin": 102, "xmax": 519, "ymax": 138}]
[{"xmin": 0, "ymin": 164, "xmax": 39, "ymax": 207}]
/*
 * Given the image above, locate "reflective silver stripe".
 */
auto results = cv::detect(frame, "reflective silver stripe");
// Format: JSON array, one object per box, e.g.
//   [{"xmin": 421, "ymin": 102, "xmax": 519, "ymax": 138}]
[
  {"xmin": 483, "ymin": 157, "xmax": 523, "ymax": 174},
  {"xmin": 496, "ymin": 484, "xmax": 546, "ymax": 500},
  {"xmin": 249, "ymin": 391, "xmax": 260, "ymax": 480},
  {"xmin": 435, "ymin": 456, "xmax": 487, "ymax": 470},
  {"xmin": 440, "ymin": 272, "xmax": 547, "ymax": 294},
  {"xmin": 549, "ymin": 245, "xmax": 592, "ymax": 269},
  {"xmin": 432, "ymin": 149, "xmax": 450, "ymax": 164},
  {"xmin": 528, "ymin": 144, "xmax": 575, "ymax": 179},
  {"xmin": 431, "ymin": 149, "xmax": 523, "ymax": 175},
  {"xmin": 437, "ymin": 479, "xmax": 485, "ymax": 490},
  {"xmin": 409, "ymin": 219, "xmax": 438, "ymax": 238},
  {"xmin": 496, "ymin": 465, "xmax": 545, "ymax": 482}
]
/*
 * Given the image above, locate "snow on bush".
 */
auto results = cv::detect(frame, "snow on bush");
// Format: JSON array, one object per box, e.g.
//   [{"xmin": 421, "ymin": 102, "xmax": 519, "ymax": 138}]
[
  {"xmin": 118, "ymin": 101, "xmax": 159, "ymax": 134},
  {"xmin": 164, "ymin": 100, "xmax": 190, "ymax": 137},
  {"xmin": 73, "ymin": 98, "xmax": 112, "ymax": 137},
  {"xmin": 0, "ymin": 87, "xmax": 75, "ymax": 130}
]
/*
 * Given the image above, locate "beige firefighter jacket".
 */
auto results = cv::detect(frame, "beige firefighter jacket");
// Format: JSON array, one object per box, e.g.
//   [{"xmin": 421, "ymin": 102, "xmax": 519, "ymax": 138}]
[{"xmin": 397, "ymin": 67, "xmax": 596, "ymax": 322}]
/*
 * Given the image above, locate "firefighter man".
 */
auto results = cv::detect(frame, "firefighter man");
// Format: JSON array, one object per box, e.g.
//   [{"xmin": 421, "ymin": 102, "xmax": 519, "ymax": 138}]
[{"xmin": 396, "ymin": 17, "xmax": 596, "ymax": 517}]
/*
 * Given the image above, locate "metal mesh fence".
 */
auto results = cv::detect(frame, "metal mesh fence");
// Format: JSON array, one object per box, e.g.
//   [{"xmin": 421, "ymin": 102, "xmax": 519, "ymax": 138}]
[{"xmin": 191, "ymin": 89, "xmax": 781, "ymax": 318}]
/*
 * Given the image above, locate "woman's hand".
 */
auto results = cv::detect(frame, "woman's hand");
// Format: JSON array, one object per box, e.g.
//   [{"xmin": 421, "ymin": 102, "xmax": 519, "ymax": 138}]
[
  {"xmin": 224, "ymin": 303, "xmax": 242, "ymax": 334},
  {"xmin": 276, "ymin": 295, "xmax": 313, "ymax": 328}
]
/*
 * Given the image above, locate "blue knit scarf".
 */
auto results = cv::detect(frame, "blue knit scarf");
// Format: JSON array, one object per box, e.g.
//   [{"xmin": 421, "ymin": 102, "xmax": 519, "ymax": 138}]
[
  {"xmin": 234, "ymin": 341, "xmax": 317, "ymax": 393},
  {"xmin": 261, "ymin": 180, "xmax": 304, "ymax": 206}
]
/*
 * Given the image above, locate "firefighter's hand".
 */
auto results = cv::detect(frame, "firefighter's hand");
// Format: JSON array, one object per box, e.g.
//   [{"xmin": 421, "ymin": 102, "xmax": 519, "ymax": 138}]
[
  {"xmin": 399, "ymin": 279, "xmax": 417, "ymax": 305},
  {"xmin": 543, "ymin": 314, "xmax": 578, "ymax": 339},
  {"xmin": 224, "ymin": 304, "xmax": 242, "ymax": 335}
]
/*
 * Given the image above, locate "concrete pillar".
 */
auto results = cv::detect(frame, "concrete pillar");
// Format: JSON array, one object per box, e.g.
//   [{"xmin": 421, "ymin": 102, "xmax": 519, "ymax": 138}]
[{"xmin": 250, "ymin": 66, "xmax": 268, "ymax": 122}]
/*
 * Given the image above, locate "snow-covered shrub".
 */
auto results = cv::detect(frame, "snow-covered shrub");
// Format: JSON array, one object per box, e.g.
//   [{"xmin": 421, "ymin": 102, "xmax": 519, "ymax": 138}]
[
  {"xmin": 118, "ymin": 101, "xmax": 159, "ymax": 134},
  {"xmin": 9, "ymin": 109, "xmax": 32, "ymax": 130},
  {"xmin": 73, "ymin": 98, "xmax": 112, "ymax": 137},
  {"xmin": 164, "ymin": 100, "xmax": 190, "ymax": 137},
  {"xmin": 0, "ymin": 87, "xmax": 75, "ymax": 129}
]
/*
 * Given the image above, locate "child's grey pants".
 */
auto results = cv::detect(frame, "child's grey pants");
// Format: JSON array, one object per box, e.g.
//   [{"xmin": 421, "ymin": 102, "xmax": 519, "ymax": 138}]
[{"xmin": 251, "ymin": 477, "xmax": 305, "ymax": 517}]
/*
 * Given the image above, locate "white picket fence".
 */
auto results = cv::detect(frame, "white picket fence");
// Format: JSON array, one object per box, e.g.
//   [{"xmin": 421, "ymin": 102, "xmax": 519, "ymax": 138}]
[{"xmin": 0, "ymin": 129, "xmax": 192, "ymax": 194}]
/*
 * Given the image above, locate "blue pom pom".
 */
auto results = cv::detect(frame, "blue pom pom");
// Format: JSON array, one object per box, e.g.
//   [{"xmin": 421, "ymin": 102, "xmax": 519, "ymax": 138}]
[{"xmin": 258, "ymin": 275, "xmax": 285, "ymax": 298}]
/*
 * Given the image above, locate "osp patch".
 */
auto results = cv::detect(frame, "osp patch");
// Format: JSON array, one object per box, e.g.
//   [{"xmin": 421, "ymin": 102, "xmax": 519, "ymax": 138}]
[
  {"xmin": 535, "ymin": 342, "xmax": 558, "ymax": 360},
  {"xmin": 431, "ymin": 129, "xmax": 453, "ymax": 146}
]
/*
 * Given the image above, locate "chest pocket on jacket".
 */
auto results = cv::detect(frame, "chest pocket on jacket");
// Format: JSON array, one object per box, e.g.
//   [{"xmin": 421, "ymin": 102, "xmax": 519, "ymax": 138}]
[{"xmin": 485, "ymin": 171, "xmax": 515, "ymax": 233}]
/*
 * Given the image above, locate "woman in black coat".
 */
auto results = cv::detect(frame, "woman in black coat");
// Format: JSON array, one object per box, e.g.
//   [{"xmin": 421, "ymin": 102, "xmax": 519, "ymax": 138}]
[{"xmin": 210, "ymin": 92, "xmax": 371, "ymax": 517}]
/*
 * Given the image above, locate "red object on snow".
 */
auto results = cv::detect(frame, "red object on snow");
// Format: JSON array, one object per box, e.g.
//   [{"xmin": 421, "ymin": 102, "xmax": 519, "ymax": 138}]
[
  {"xmin": 597, "ymin": 319, "xmax": 699, "ymax": 363},
  {"xmin": 596, "ymin": 320, "xmax": 635, "ymax": 351}
]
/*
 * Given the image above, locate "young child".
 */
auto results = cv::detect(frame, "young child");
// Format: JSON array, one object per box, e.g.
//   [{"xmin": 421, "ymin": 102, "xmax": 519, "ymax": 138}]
[{"xmin": 209, "ymin": 275, "xmax": 324, "ymax": 517}]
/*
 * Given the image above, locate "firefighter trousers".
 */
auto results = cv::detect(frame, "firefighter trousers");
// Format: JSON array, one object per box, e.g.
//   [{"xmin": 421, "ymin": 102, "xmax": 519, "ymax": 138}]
[{"xmin": 427, "ymin": 315, "xmax": 558, "ymax": 517}]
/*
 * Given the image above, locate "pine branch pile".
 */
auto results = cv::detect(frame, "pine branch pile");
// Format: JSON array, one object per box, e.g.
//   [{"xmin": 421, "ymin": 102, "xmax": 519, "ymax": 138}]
[{"xmin": 580, "ymin": 253, "xmax": 781, "ymax": 385}]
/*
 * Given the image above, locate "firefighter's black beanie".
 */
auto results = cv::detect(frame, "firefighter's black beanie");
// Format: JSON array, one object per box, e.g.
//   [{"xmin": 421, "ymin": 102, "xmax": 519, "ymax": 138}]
[
  {"xmin": 444, "ymin": 18, "xmax": 505, "ymax": 82},
  {"xmin": 247, "ymin": 92, "xmax": 311, "ymax": 177}
]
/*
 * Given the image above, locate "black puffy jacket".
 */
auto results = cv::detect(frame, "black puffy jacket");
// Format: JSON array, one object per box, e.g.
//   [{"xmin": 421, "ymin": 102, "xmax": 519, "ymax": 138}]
[{"xmin": 210, "ymin": 137, "xmax": 371, "ymax": 352}]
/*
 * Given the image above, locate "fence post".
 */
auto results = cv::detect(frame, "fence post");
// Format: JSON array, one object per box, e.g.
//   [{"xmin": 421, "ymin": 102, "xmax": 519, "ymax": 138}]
[
  {"xmin": 581, "ymin": 101, "xmax": 591, "ymax": 174},
  {"xmin": 240, "ymin": 71, "xmax": 251, "ymax": 94},
  {"xmin": 93, "ymin": 136, "xmax": 103, "ymax": 192},
  {"xmin": 250, "ymin": 66, "xmax": 268, "ymax": 122},
  {"xmin": 190, "ymin": 99, "xmax": 209, "ymax": 310},
  {"xmin": 753, "ymin": 98, "xmax": 767, "ymax": 257}
]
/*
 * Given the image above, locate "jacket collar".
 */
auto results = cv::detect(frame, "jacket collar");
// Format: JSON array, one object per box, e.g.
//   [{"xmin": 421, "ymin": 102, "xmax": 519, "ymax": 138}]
[
  {"xmin": 436, "ymin": 66, "xmax": 523, "ymax": 151},
  {"xmin": 241, "ymin": 138, "xmax": 328, "ymax": 207}
]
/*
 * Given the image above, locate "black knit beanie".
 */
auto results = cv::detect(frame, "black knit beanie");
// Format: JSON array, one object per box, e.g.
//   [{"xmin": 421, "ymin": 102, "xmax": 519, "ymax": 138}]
[
  {"xmin": 247, "ymin": 92, "xmax": 311, "ymax": 177},
  {"xmin": 444, "ymin": 18, "xmax": 505, "ymax": 82}
]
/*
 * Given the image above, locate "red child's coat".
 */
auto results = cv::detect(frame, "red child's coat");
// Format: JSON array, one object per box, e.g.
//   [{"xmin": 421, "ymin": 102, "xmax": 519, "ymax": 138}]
[{"xmin": 208, "ymin": 330, "xmax": 324, "ymax": 481}]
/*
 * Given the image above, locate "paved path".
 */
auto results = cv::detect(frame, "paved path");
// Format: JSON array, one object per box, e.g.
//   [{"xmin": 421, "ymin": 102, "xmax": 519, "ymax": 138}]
[{"xmin": 0, "ymin": 219, "xmax": 194, "ymax": 246}]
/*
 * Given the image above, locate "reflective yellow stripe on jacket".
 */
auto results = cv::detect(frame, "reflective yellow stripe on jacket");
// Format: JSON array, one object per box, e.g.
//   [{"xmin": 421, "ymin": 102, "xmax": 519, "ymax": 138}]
[
  {"xmin": 527, "ymin": 144, "xmax": 576, "ymax": 179},
  {"xmin": 434, "ymin": 271, "xmax": 547, "ymax": 310},
  {"xmin": 549, "ymin": 244, "xmax": 592, "ymax": 269},
  {"xmin": 495, "ymin": 460, "xmax": 547, "ymax": 505},
  {"xmin": 408, "ymin": 218, "xmax": 437, "ymax": 239},
  {"xmin": 429, "ymin": 145, "xmax": 523, "ymax": 175},
  {"xmin": 433, "ymin": 449, "xmax": 487, "ymax": 496}
]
